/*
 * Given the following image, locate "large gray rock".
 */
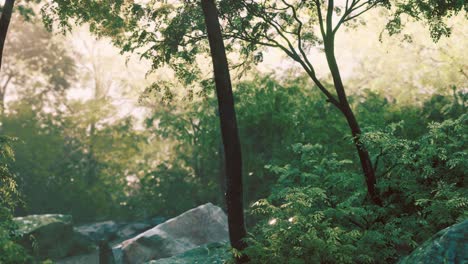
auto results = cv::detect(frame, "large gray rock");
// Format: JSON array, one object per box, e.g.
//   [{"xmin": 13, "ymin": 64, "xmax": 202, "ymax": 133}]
[
  {"xmin": 399, "ymin": 220, "xmax": 468, "ymax": 264},
  {"xmin": 146, "ymin": 242, "xmax": 230, "ymax": 264},
  {"xmin": 146, "ymin": 216, "xmax": 166, "ymax": 227},
  {"xmin": 14, "ymin": 214, "xmax": 76, "ymax": 259},
  {"xmin": 116, "ymin": 222, "xmax": 151, "ymax": 239},
  {"xmin": 117, "ymin": 203, "xmax": 229, "ymax": 264}
]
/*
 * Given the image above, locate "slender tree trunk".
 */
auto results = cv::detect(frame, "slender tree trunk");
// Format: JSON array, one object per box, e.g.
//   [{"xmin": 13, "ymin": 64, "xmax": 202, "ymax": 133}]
[
  {"xmin": 0, "ymin": 89, "xmax": 5, "ymax": 117},
  {"xmin": 0, "ymin": 74, "xmax": 12, "ymax": 110},
  {"xmin": 201, "ymin": 0, "xmax": 248, "ymax": 261},
  {"xmin": 218, "ymin": 142, "xmax": 226, "ymax": 202},
  {"xmin": 0, "ymin": 0, "xmax": 15, "ymax": 72},
  {"xmin": 340, "ymin": 102, "xmax": 382, "ymax": 206},
  {"xmin": 87, "ymin": 122, "xmax": 97, "ymax": 185},
  {"xmin": 324, "ymin": 35, "xmax": 382, "ymax": 206},
  {"xmin": 98, "ymin": 240, "xmax": 115, "ymax": 264}
]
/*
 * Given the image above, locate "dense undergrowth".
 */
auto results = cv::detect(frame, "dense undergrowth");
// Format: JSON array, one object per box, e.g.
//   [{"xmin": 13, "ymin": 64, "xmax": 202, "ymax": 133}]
[
  {"xmin": 244, "ymin": 114, "xmax": 466, "ymax": 263},
  {"xmin": 0, "ymin": 136, "xmax": 31, "ymax": 263},
  {"xmin": 0, "ymin": 75, "xmax": 466, "ymax": 263}
]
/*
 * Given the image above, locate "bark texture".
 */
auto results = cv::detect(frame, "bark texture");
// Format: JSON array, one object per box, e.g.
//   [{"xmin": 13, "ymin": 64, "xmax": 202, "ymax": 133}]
[
  {"xmin": 324, "ymin": 31, "xmax": 382, "ymax": 206},
  {"xmin": 0, "ymin": 0, "xmax": 15, "ymax": 72},
  {"xmin": 201, "ymin": 0, "xmax": 248, "ymax": 261}
]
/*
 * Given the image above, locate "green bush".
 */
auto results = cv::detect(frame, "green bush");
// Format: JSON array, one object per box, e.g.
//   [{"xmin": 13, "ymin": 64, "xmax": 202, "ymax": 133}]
[
  {"xmin": 244, "ymin": 114, "xmax": 467, "ymax": 263},
  {"xmin": 0, "ymin": 136, "xmax": 31, "ymax": 263},
  {"xmin": 3, "ymin": 101, "xmax": 144, "ymax": 222}
]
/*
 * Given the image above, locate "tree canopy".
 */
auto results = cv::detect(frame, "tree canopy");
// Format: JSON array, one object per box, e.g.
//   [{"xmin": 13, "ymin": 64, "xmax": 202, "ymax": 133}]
[{"xmin": 0, "ymin": 0, "xmax": 465, "ymax": 262}]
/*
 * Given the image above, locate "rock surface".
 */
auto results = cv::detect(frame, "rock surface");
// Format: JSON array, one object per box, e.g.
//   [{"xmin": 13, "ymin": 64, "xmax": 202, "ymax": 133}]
[
  {"xmin": 116, "ymin": 222, "xmax": 151, "ymax": 239},
  {"xmin": 117, "ymin": 203, "xmax": 229, "ymax": 264},
  {"xmin": 14, "ymin": 214, "xmax": 76, "ymax": 259},
  {"xmin": 147, "ymin": 216, "xmax": 166, "ymax": 227},
  {"xmin": 146, "ymin": 242, "xmax": 230, "ymax": 264},
  {"xmin": 74, "ymin": 220, "xmax": 120, "ymax": 242},
  {"xmin": 399, "ymin": 220, "xmax": 468, "ymax": 264},
  {"xmin": 74, "ymin": 220, "xmax": 153, "ymax": 243}
]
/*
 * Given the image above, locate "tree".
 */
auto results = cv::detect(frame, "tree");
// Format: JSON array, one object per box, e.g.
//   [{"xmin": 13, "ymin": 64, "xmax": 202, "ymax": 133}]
[
  {"xmin": 41, "ymin": 0, "xmax": 249, "ymax": 256},
  {"xmin": 212, "ymin": 0, "xmax": 466, "ymax": 205},
  {"xmin": 339, "ymin": 13, "xmax": 468, "ymax": 105},
  {"xmin": 0, "ymin": 0, "xmax": 42, "ymax": 77},
  {"xmin": 70, "ymin": 34, "xmax": 129, "ymax": 186},
  {"xmin": 0, "ymin": 16, "xmax": 75, "ymax": 116},
  {"xmin": 43, "ymin": 0, "xmax": 465, "ymax": 206},
  {"xmin": 0, "ymin": 0, "xmax": 15, "ymax": 72},
  {"xmin": 0, "ymin": 135, "xmax": 31, "ymax": 263},
  {"xmin": 201, "ymin": 0, "xmax": 247, "ymax": 258}
]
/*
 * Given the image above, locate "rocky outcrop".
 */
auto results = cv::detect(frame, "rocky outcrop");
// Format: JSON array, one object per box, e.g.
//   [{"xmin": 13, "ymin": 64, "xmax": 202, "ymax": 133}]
[
  {"xmin": 146, "ymin": 242, "xmax": 230, "ymax": 264},
  {"xmin": 13, "ymin": 214, "xmax": 162, "ymax": 262},
  {"xmin": 116, "ymin": 203, "xmax": 229, "ymax": 264},
  {"xmin": 13, "ymin": 214, "xmax": 92, "ymax": 260},
  {"xmin": 399, "ymin": 220, "xmax": 468, "ymax": 264}
]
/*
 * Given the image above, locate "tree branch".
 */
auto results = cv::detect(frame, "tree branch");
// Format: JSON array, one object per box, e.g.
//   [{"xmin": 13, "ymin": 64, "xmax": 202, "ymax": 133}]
[
  {"xmin": 372, "ymin": 147, "xmax": 385, "ymax": 172},
  {"xmin": 344, "ymin": 2, "xmax": 378, "ymax": 23},
  {"xmin": 333, "ymin": 0, "xmax": 360, "ymax": 34},
  {"xmin": 234, "ymin": 1, "xmax": 340, "ymax": 107},
  {"xmin": 0, "ymin": 0, "xmax": 15, "ymax": 72},
  {"xmin": 326, "ymin": 0, "xmax": 334, "ymax": 37},
  {"xmin": 315, "ymin": 0, "xmax": 327, "ymax": 39}
]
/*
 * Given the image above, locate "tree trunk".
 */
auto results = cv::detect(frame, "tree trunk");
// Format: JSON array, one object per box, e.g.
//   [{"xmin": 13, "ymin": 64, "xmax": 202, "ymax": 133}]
[
  {"xmin": 324, "ymin": 35, "xmax": 382, "ymax": 206},
  {"xmin": 0, "ymin": 0, "xmax": 15, "ymax": 72},
  {"xmin": 0, "ymin": 89, "xmax": 5, "ymax": 117},
  {"xmin": 201, "ymin": 0, "xmax": 248, "ymax": 261},
  {"xmin": 0, "ymin": 74, "xmax": 12, "ymax": 116},
  {"xmin": 98, "ymin": 240, "xmax": 115, "ymax": 264},
  {"xmin": 218, "ymin": 142, "xmax": 227, "ymax": 203},
  {"xmin": 340, "ymin": 103, "xmax": 382, "ymax": 206},
  {"xmin": 87, "ymin": 122, "xmax": 97, "ymax": 186}
]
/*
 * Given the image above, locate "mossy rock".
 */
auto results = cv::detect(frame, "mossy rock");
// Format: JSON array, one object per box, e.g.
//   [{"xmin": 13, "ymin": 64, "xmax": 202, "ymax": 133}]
[
  {"xmin": 14, "ymin": 214, "xmax": 77, "ymax": 260},
  {"xmin": 14, "ymin": 214, "xmax": 72, "ymax": 235},
  {"xmin": 399, "ymin": 220, "xmax": 468, "ymax": 264}
]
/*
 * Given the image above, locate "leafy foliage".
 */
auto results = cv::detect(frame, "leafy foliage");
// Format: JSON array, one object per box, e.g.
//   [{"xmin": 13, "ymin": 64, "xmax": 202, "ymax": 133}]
[
  {"xmin": 3, "ymin": 100, "xmax": 144, "ymax": 221},
  {"xmin": 0, "ymin": 1, "xmax": 465, "ymax": 261},
  {"xmin": 387, "ymin": 0, "xmax": 467, "ymax": 41},
  {"xmin": 245, "ymin": 113, "xmax": 467, "ymax": 263},
  {"xmin": 0, "ymin": 136, "xmax": 31, "ymax": 263},
  {"xmin": 0, "ymin": 14, "xmax": 76, "ymax": 114}
]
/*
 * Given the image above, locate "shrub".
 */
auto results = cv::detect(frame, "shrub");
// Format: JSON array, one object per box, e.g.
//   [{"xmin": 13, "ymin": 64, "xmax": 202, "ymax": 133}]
[
  {"xmin": 245, "ymin": 114, "xmax": 467, "ymax": 263},
  {"xmin": 0, "ymin": 136, "xmax": 31, "ymax": 263}
]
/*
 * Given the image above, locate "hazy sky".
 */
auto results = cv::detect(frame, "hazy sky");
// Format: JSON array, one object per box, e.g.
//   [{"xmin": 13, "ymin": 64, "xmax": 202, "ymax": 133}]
[{"xmin": 4, "ymin": 2, "xmax": 466, "ymax": 120}]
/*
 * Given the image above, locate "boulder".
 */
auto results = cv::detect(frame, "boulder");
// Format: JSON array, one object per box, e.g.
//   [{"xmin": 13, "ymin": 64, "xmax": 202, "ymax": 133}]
[
  {"xmin": 399, "ymin": 220, "xmax": 468, "ymax": 264},
  {"xmin": 146, "ymin": 242, "xmax": 230, "ymax": 264},
  {"xmin": 69, "ymin": 230, "xmax": 97, "ymax": 256},
  {"xmin": 117, "ymin": 203, "xmax": 229, "ymax": 264},
  {"xmin": 14, "ymin": 214, "xmax": 75, "ymax": 259},
  {"xmin": 147, "ymin": 216, "xmax": 166, "ymax": 227},
  {"xmin": 116, "ymin": 222, "xmax": 151, "ymax": 239},
  {"xmin": 74, "ymin": 220, "xmax": 120, "ymax": 242}
]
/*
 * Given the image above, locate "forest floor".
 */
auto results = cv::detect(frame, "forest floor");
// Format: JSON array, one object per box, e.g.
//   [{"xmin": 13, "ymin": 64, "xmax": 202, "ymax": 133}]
[{"xmin": 56, "ymin": 252, "xmax": 98, "ymax": 264}]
